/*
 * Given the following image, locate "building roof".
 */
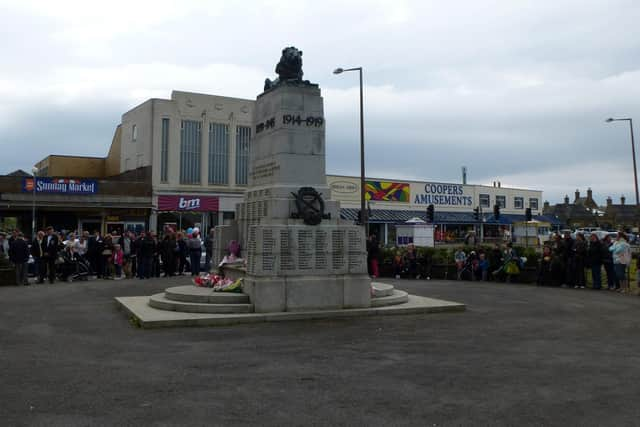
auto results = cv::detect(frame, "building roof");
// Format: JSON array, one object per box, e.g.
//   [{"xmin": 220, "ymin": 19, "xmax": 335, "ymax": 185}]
[{"xmin": 6, "ymin": 169, "xmax": 31, "ymax": 177}]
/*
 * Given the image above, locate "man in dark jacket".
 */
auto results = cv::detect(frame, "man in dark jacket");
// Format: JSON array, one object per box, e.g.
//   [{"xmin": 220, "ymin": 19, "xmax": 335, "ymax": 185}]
[
  {"xmin": 31, "ymin": 230, "xmax": 46, "ymax": 283},
  {"xmin": 587, "ymin": 234, "xmax": 603, "ymax": 289},
  {"xmin": 43, "ymin": 226, "xmax": 59, "ymax": 284},
  {"xmin": 138, "ymin": 232, "xmax": 156, "ymax": 279},
  {"xmin": 10, "ymin": 232, "xmax": 31, "ymax": 285}
]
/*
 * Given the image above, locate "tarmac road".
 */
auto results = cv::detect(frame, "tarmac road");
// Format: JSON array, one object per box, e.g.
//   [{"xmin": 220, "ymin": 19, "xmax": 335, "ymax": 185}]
[{"xmin": 1, "ymin": 276, "xmax": 639, "ymax": 426}]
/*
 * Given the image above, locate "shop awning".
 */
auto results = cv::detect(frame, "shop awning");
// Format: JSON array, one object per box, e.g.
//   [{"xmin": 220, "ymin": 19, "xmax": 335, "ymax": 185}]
[{"xmin": 340, "ymin": 208, "xmax": 563, "ymax": 226}]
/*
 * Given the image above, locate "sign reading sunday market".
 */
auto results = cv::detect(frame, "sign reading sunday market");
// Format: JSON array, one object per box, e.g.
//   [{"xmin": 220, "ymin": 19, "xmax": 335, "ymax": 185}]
[{"xmin": 22, "ymin": 178, "xmax": 98, "ymax": 194}]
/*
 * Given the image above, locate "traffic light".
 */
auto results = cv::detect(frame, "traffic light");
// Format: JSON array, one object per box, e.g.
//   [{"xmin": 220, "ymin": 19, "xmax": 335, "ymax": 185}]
[
  {"xmin": 426, "ymin": 204, "xmax": 435, "ymax": 222},
  {"xmin": 493, "ymin": 204, "xmax": 500, "ymax": 220},
  {"xmin": 473, "ymin": 207, "xmax": 480, "ymax": 221},
  {"xmin": 525, "ymin": 207, "xmax": 532, "ymax": 221}
]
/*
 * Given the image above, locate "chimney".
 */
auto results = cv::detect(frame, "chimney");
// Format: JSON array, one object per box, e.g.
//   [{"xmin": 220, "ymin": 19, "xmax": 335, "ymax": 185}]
[
  {"xmin": 498, "ymin": 181, "xmax": 501, "ymax": 188},
  {"xmin": 543, "ymin": 200, "xmax": 550, "ymax": 210},
  {"xmin": 607, "ymin": 196, "xmax": 613, "ymax": 206},
  {"xmin": 621, "ymin": 195, "xmax": 626, "ymax": 205},
  {"xmin": 587, "ymin": 188, "xmax": 593, "ymax": 200},
  {"xmin": 575, "ymin": 189, "xmax": 580, "ymax": 202},
  {"xmin": 493, "ymin": 181, "xmax": 496, "ymax": 187},
  {"xmin": 564, "ymin": 195, "xmax": 570, "ymax": 205}
]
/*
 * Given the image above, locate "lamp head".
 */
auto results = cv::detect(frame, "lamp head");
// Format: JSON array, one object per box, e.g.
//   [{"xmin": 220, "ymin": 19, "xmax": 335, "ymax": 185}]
[
  {"xmin": 333, "ymin": 68, "xmax": 344, "ymax": 75},
  {"xmin": 606, "ymin": 118, "xmax": 615, "ymax": 123}
]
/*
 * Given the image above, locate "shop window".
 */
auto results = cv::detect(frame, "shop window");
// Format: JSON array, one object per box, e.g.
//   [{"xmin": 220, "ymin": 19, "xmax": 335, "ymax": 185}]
[
  {"xmin": 479, "ymin": 194, "xmax": 490, "ymax": 208},
  {"xmin": 529, "ymin": 198, "xmax": 539, "ymax": 210},
  {"xmin": 209, "ymin": 123, "xmax": 229, "ymax": 184},
  {"xmin": 235, "ymin": 125, "xmax": 251, "ymax": 185},
  {"xmin": 496, "ymin": 195, "xmax": 506, "ymax": 208},
  {"xmin": 180, "ymin": 120, "xmax": 201, "ymax": 184},
  {"xmin": 514, "ymin": 197, "xmax": 524, "ymax": 209}
]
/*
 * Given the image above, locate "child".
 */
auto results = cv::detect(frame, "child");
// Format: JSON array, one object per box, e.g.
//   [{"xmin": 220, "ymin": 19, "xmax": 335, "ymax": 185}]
[
  {"xmin": 454, "ymin": 249, "xmax": 466, "ymax": 280},
  {"xmin": 478, "ymin": 252, "xmax": 489, "ymax": 281},
  {"xmin": 112, "ymin": 244, "xmax": 124, "ymax": 280},
  {"xmin": 393, "ymin": 251, "xmax": 403, "ymax": 279}
]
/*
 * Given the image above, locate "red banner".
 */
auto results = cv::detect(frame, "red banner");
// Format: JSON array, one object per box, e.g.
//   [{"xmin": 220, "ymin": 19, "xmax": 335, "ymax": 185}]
[{"xmin": 157, "ymin": 195, "xmax": 219, "ymax": 212}]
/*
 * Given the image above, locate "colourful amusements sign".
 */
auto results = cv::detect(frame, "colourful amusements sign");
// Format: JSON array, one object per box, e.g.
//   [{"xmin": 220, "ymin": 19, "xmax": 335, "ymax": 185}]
[
  {"xmin": 22, "ymin": 178, "xmax": 98, "ymax": 194},
  {"xmin": 365, "ymin": 181, "xmax": 410, "ymax": 202}
]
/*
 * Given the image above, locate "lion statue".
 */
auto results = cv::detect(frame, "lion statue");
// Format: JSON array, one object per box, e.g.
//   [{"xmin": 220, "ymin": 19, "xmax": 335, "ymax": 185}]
[{"xmin": 264, "ymin": 46, "xmax": 309, "ymax": 91}]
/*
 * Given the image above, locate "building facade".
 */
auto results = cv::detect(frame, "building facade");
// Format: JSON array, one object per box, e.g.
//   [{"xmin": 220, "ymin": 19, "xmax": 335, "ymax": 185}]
[
  {"xmin": 118, "ymin": 91, "xmax": 254, "ymax": 233},
  {"xmin": 327, "ymin": 175, "xmax": 548, "ymax": 244}
]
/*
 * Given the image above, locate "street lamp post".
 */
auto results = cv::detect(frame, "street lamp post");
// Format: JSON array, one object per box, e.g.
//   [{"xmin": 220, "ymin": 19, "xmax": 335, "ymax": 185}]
[
  {"xmin": 333, "ymin": 66, "xmax": 367, "ymax": 236},
  {"xmin": 606, "ymin": 117, "xmax": 638, "ymax": 205},
  {"xmin": 31, "ymin": 166, "xmax": 38, "ymax": 238}
]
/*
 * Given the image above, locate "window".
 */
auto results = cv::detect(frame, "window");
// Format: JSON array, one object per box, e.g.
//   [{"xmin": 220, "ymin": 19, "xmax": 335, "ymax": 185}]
[
  {"xmin": 208, "ymin": 123, "xmax": 229, "ymax": 184},
  {"xmin": 235, "ymin": 125, "xmax": 251, "ymax": 185},
  {"xmin": 479, "ymin": 194, "xmax": 490, "ymax": 208},
  {"xmin": 180, "ymin": 120, "xmax": 201, "ymax": 184},
  {"xmin": 160, "ymin": 119, "xmax": 169, "ymax": 182},
  {"xmin": 132, "ymin": 124, "xmax": 137, "ymax": 142},
  {"xmin": 514, "ymin": 196, "xmax": 524, "ymax": 209},
  {"xmin": 495, "ymin": 195, "xmax": 506, "ymax": 208},
  {"xmin": 529, "ymin": 198, "xmax": 539, "ymax": 210}
]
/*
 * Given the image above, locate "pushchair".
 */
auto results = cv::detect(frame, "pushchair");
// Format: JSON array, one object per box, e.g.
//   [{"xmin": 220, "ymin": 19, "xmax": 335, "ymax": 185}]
[
  {"xmin": 58, "ymin": 252, "xmax": 91, "ymax": 282},
  {"xmin": 457, "ymin": 253, "xmax": 479, "ymax": 281}
]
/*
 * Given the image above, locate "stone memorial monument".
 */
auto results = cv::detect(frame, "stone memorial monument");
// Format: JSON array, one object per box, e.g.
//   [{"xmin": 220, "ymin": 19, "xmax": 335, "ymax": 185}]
[
  {"xmin": 116, "ymin": 47, "xmax": 465, "ymax": 327},
  {"xmin": 236, "ymin": 46, "xmax": 371, "ymax": 312}
]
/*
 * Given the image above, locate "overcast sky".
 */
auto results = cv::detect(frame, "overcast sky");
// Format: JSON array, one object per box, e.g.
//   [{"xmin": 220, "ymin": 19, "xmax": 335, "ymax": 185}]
[{"xmin": 1, "ymin": 0, "xmax": 640, "ymax": 204}]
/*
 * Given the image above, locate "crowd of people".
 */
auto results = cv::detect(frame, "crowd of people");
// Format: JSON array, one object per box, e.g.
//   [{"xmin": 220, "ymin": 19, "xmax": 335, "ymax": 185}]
[
  {"xmin": 539, "ymin": 231, "xmax": 634, "ymax": 292},
  {"xmin": 365, "ymin": 230, "xmax": 636, "ymax": 292},
  {"xmin": 0, "ymin": 226, "xmax": 217, "ymax": 285}
]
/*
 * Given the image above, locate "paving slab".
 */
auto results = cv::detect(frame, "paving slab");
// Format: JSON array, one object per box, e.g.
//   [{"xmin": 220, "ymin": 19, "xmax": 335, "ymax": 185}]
[{"xmin": 115, "ymin": 294, "xmax": 465, "ymax": 328}]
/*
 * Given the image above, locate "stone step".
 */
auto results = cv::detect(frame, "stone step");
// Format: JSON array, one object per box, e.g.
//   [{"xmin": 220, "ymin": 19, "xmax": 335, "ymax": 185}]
[
  {"xmin": 371, "ymin": 282, "xmax": 394, "ymax": 298},
  {"xmin": 371, "ymin": 289, "xmax": 409, "ymax": 307},
  {"xmin": 149, "ymin": 293, "xmax": 253, "ymax": 314},
  {"xmin": 164, "ymin": 285, "xmax": 250, "ymax": 304}
]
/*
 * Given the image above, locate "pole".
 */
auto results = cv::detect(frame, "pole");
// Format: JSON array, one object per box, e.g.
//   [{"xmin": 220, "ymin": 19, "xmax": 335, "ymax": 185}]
[
  {"xmin": 629, "ymin": 119, "xmax": 639, "ymax": 206},
  {"xmin": 31, "ymin": 173, "xmax": 36, "ymax": 238},
  {"xmin": 359, "ymin": 67, "xmax": 367, "ymax": 237}
]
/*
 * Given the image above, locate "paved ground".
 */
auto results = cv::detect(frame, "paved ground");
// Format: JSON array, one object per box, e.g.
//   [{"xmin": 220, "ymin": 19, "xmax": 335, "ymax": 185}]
[{"xmin": 1, "ymin": 276, "xmax": 640, "ymax": 426}]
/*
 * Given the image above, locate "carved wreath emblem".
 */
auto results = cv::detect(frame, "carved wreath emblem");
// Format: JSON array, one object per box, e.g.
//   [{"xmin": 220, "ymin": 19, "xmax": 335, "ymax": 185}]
[{"xmin": 292, "ymin": 187, "xmax": 325, "ymax": 225}]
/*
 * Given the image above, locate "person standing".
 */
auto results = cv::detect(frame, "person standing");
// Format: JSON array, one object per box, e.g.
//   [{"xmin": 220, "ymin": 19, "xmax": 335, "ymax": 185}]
[
  {"xmin": 204, "ymin": 228, "xmax": 215, "ymax": 273},
  {"xmin": 31, "ymin": 231, "xmax": 46, "ymax": 283},
  {"xmin": 366, "ymin": 234, "xmax": 380, "ymax": 278},
  {"xmin": 573, "ymin": 233, "xmax": 587, "ymax": 289},
  {"xmin": 610, "ymin": 232, "xmax": 632, "ymax": 293},
  {"xmin": 563, "ymin": 232, "xmax": 575, "ymax": 288},
  {"xmin": 119, "ymin": 231, "xmax": 133, "ymax": 278},
  {"xmin": 88, "ymin": 230, "xmax": 103, "ymax": 278},
  {"xmin": 9, "ymin": 232, "xmax": 30, "ymax": 285},
  {"xmin": 43, "ymin": 226, "xmax": 59, "ymax": 284},
  {"xmin": 187, "ymin": 232, "xmax": 202, "ymax": 276},
  {"xmin": 176, "ymin": 232, "xmax": 187, "ymax": 275},
  {"xmin": 0, "ymin": 232, "xmax": 9, "ymax": 258},
  {"xmin": 601, "ymin": 234, "xmax": 617, "ymax": 290},
  {"xmin": 587, "ymin": 234, "xmax": 603, "ymax": 290},
  {"xmin": 101, "ymin": 234, "xmax": 114, "ymax": 279},
  {"xmin": 138, "ymin": 232, "xmax": 155, "ymax": 279}
]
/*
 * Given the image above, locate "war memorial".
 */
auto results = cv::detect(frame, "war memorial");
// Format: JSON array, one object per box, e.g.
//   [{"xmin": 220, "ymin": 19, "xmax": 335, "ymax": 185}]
[{"xmin": 116, "ymin": 47, "xmax": 464, "ymax": 327}]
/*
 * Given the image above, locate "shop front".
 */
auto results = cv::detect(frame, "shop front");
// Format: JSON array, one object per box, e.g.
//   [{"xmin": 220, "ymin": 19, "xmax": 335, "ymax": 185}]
[
  {"xmin": 155, "ymin": 195, "xmax": 219, "ymax": 235},
  {"xmin": 0, "ymin": 175, "xmax": 151, "ymax": 237}
]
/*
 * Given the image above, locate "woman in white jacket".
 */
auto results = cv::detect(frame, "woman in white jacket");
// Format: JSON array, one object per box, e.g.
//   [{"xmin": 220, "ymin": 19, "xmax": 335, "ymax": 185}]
[{"xmin": 609, "ymin": 232, "xmax": 632, "ymax": 293}]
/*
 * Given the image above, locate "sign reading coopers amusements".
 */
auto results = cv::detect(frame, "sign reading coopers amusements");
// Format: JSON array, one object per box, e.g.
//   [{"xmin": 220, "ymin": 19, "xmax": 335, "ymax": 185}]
[{"xmin": 22, "ymin": 178, "xmax": 98, "ymax": 194}]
